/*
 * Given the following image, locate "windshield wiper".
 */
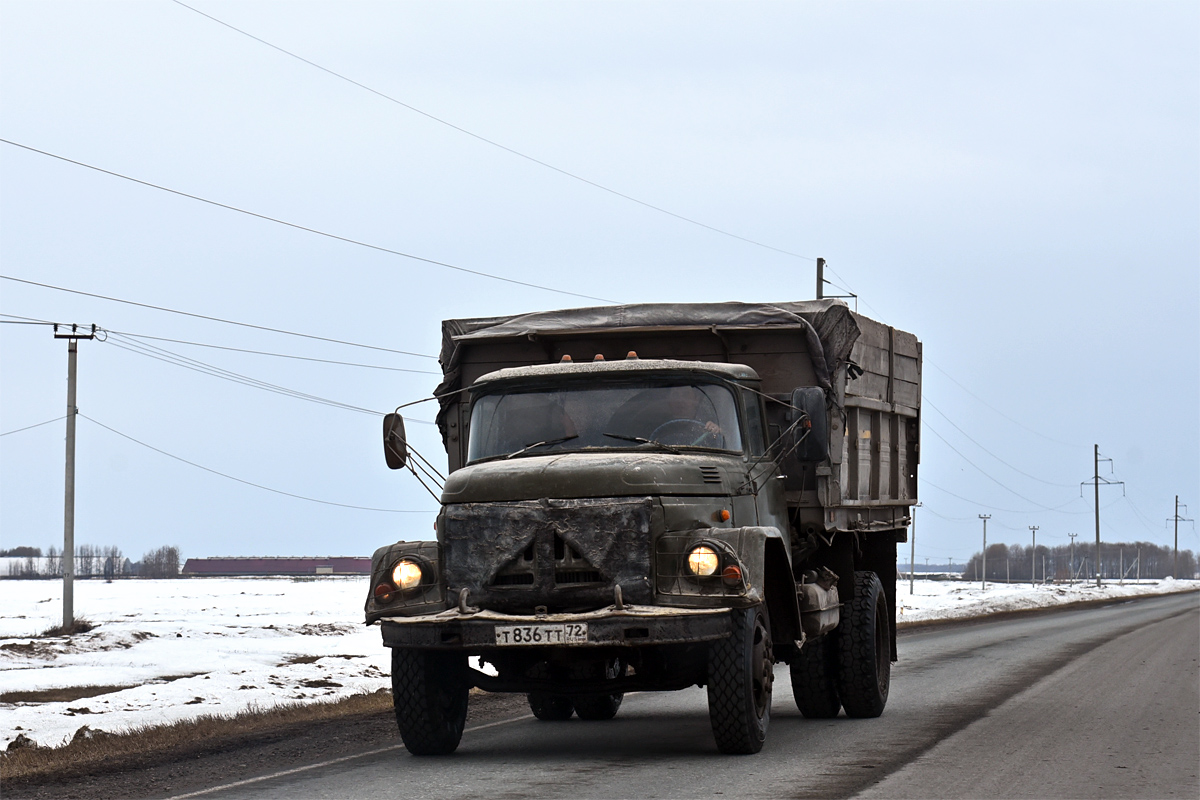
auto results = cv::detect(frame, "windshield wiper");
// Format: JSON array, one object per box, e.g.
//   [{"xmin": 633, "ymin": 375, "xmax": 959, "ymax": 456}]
[
  {"xmin": 504, "ymin": 435, "xmax": 579, "ymax": 459},
  {"xmin": 602, "ymin": 432, "xmax": 681, "ymax": 454}
]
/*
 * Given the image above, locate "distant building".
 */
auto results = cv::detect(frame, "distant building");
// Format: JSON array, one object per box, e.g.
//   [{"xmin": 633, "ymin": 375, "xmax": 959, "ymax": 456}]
[{"xmin": 181, "ymin": 557, "xmax": 371, "ymax": 577}]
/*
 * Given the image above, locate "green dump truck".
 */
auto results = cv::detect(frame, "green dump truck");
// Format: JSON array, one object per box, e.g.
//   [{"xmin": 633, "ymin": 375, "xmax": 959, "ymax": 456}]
[{"xmin": 366, "ymin": 301, "xmax": 921, "ymax": 754}]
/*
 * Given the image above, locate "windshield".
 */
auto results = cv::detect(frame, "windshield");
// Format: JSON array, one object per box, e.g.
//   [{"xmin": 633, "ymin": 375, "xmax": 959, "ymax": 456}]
[{"xmin": 467, "ymin": 381, "xmax": 744, "ymax": 462}]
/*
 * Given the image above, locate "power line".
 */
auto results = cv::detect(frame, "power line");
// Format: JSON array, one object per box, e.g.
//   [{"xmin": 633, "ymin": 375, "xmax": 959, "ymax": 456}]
[
  {"xmin": 108, "ymin": 329, "xmax": 441, "ymax": 374},
  {"xmin": 923, "ymin": 398, "xmax": 1077, "ymax": 488},
  {"xmin": 926, "ymin": 360, "xmax": 1086, "ymax": 448},
  {"xmin": 923, "ymin": 421, "xmax": 1082, "ymax": 512},
  {"xmin": 170, "ymin": 0, "xmax": 819, "ymax": 268},
  {"xmin": 0, "ymin": 275, "xmax": 439, "ymax": 359},
  {"xmin": 105, "ymin": 333, "xmax": 383, "ymax": 416},
  {"xmin": 2, "ymin": 313, "xmax": 441, "ymax": 372},
  {"xmin": 80, "ymin": 413, "xmax": 430, "ymax": 513},
  {"xmin": 0, "ymin": 415, "xmax": 67, "ymax": 437},
  {"xmin": 103, "ymin": 332, "xmax": 438, "ymax": 425},
  {"xmin": 0, "ymin": 139, "xmax": 618, "ymax": 304},
  {"xmin": 921, "ymin": 478, "xmax": 1084, "ymax": 515}
]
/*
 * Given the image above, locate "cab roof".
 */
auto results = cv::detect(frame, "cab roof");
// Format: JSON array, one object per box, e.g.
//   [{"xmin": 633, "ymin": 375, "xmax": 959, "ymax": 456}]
[{"xmin": 471, "ymin": 358, "xmax": 759, "ymax": 390}]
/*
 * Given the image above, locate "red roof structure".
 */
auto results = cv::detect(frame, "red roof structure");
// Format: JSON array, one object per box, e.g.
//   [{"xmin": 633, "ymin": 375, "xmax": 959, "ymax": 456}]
[{"xmin": 181, "ymin": 557, "xmax": 370, "ymax": 576}]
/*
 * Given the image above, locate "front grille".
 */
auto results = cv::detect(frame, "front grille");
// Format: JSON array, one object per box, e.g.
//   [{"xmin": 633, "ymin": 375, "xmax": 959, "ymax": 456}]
[
  {"xmin": 554, "ymin": 569, "xmax": 603, "ymax": 585},
  {"xmin": 492, "ymin": 573, "xmax": 535, "ymax": 586},
  {"xmin": 442, "ymin": 497, "xmax": 655, "ymax": 612}
]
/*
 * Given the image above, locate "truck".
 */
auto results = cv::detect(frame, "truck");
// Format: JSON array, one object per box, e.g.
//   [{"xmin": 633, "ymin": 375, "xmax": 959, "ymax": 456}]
[{"xmin": 365, "ymin": 300, "xmax": 920, "ymax": 755}]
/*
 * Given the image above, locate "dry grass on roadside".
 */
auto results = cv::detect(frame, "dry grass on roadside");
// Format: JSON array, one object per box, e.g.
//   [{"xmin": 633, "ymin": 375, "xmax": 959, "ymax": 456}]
[
  {"xmin": 0, "ymin": 685, "xmax": 132, "ymax": 704},
  {"xmin": 38, "ymin": 617, "xmax": 96, "ymax": 637},
  {"xmin": 1, "ymin": 689, "xmax": 395, "ymax": 784}
]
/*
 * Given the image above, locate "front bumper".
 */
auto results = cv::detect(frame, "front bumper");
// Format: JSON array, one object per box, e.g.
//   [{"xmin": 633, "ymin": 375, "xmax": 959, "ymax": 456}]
[{"xmin": 379, "ymin": 604, "xmax": 733, "ymax": 650}]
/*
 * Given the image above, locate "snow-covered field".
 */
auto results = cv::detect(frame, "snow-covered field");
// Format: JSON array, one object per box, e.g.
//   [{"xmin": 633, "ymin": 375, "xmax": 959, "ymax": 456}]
[{"xmin": 2, "ymin": 575, "xmax": 1195, "ymax": 749}]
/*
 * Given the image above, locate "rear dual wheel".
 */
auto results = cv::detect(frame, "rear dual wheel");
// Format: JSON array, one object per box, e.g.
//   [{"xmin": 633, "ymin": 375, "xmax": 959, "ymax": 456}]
[
  {"xmin": 836, "ymin": 571, "xmax": 891, "ymax": 718},
  {"xmin": 790, "ymin": 634, "xmax": 841, "ymax": 718},
  {"xmin": 529, "ymin": 657, "xmax": 624, "ymax": 721}
]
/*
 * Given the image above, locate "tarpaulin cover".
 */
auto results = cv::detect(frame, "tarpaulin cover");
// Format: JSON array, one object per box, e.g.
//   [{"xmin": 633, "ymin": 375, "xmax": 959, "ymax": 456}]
[{"xmin": 433, "ymin": 300, "xmax": 862, "ymax": 442}]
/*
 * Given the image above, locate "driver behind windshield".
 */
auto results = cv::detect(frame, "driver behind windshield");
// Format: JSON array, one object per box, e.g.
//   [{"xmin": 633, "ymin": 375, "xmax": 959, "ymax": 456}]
[{"xmin": 609, "ymin": 384, "xmax": 727, "ymax": 448}]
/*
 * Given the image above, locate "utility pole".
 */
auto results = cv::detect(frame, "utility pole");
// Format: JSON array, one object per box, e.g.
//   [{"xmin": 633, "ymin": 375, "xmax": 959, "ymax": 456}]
[
  {"xmin": 1119, "ymin": 549, "xmax": 1123, "ymax": 586},
  {"xmin": 54, "ymin": 323, "xmax": 96, "ymax": 629},
  {"xmin": 979, "ymin": 514, "xmax": 991, "ymax": 591},
  {"xmin": 1137, "ymin": 547, "xmax": 1141, "ymax": 582},
  {"xmin": 816, "ymin": 257, "xmax": 825, "ymax": 300},
  {"xmin": 1068, "ymin": 533, "xmax": 1078, "ymax": 584},
  {"xmin": 1082, "ymin": 446, "xmax": 1123, "ymax": 589},
  {"xmin": 1029, "ymin": 525, "xmax": 1039, "ymax": 587},
  {"xmin": 1166, "ymin": 497, "xmax": 1193, "ymax": 579},
  {"xmin": 910, "ymin": 502, "xmax": 922, "ymax": 595}
]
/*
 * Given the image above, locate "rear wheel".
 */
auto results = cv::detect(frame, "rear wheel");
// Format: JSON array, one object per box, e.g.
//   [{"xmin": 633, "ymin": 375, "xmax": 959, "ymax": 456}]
[
  {"xmin": 573, "ymin": 657, "xmax": 625, "ymax": 721},
  {"xmin": 527, "ymin": 692, "xmax": 574, "ymax": 720},
  {"xmin": 574, "ymin": 692, "xmax": 623, "ymax": 720},
  {"xmin": 391, "ymin": 648, "xmax": 469, "ymax": 755},
  {"xmin": 790, "ymin": 635, "xmax": 841, "ymax": 718},
  {"xmin": 707, "ymin": 604, "xmax": 773, "ymax": 754},
  {"xmin": 836, "ymin": 571, "xmax": 891, "ymax": 718}
]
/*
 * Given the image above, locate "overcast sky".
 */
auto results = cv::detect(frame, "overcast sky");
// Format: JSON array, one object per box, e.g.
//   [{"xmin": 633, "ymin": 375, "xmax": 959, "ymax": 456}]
[{"xmin": 1, "ymin": 1, "xmax": 1196, "ymax": 568}]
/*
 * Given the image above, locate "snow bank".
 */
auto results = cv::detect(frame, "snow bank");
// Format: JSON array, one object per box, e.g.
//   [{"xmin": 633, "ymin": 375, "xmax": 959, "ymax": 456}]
[
  {"xmin": 895, "ymin": 577, "xmax": 1198, "ymax": 625},
  {"xmin": 2, "ymin": 576, "xmax": 1196, "ymax": 748},
  {"xmin": 0, "ymin": 577, "xmax": 388, "ymax": 749}
]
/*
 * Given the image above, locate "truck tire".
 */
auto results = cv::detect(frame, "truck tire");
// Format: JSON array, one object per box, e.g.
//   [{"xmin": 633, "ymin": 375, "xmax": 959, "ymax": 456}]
[
  {"xmin": 527, "ymin": 692, "xmax": 574, "ymax": 720},
  {"xmin": 706, "ymin": 604, "xmax": 773, "ymax": 754},
  {"xmin": 391, "ymin": 647, "xmax": 469, "ymax": 755},
  {"xmin": 790, "ymin": 635, "xmax": 841, "ymax": 718},
  {"xmin": 836, "ymin": 571, "xmax": 890, "ymax": 718},
  {"xmin": 573, "ymin": 693, "xmax": 623, "ymax": 720}
]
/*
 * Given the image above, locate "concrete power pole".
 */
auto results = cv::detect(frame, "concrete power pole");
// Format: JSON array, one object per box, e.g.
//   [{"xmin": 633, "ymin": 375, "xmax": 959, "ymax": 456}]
[
  {"xmin": 1083, "ymin": 446, "xmax": 1123, "ymax": 589},
  {"xmin": 1029, "ymin": 525, "xmax": 1039, "ymax": 587},
  {"xmin": 1093, "ymin": 445, "xmax": 1100, "ymax": 588},
  {"xmin": 816, "ymin": 257, "xmax": 825, "ymax": 300},
  {"xmin": 979, "ymin": 514, "xmax": 991, "ymax": 590},
  {"xmin": 54, "ymin": 323, "xmax": 96, "ymax": 629},
  {"xmin": 1166, "ymin": 497, "xmax": 1194, "ymax": 579},
  {"xmin": 1068, "ymin": 533, "xmax": 1078, "ymax": 584}
]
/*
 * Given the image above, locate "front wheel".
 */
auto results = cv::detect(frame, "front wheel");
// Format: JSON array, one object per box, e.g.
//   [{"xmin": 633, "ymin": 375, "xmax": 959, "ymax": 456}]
[
  {"xmin": 836, "ymin": 571, "xmax": 891, "ymax": 718},
  {"xmin": 707, "ymin": 604, "xmax": 773, "ymax": 754},
  {"xmin": 391, "ymin": 648, "xmax": 469, "ymax": 755}
]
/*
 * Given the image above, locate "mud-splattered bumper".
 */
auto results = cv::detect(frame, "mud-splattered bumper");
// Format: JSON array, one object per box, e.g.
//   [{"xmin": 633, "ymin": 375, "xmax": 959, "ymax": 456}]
[{"xmin": 379, "ymin": 604, "xmax": 733, "ymax": 650}]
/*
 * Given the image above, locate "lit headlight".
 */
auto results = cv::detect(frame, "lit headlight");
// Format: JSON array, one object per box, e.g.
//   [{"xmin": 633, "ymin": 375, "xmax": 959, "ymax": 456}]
[
  {"xmin": 686, "ymin": 545, "xmax": 720, "ymax": 576},
  {"xmin": 391, "ymin": 559, "xmax": 423, "ymax": 590}
]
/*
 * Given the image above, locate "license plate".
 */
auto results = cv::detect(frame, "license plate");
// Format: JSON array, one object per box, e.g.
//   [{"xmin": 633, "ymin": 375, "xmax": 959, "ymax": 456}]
[{"xmin": 494, "ymin": 623, "xmax": 588, "ymax": 646}]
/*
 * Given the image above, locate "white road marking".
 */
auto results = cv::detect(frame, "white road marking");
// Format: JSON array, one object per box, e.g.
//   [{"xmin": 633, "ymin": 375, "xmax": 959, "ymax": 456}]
[{"xmin": 164, "ymin": 714, "xmax": 535, "ymax": 799}]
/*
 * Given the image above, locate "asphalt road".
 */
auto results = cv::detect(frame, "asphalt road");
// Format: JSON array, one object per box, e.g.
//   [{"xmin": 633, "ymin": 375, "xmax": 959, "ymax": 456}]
[{"xmin": 177, "ymin": 592, "xmax": 1199, "ymax": 800}]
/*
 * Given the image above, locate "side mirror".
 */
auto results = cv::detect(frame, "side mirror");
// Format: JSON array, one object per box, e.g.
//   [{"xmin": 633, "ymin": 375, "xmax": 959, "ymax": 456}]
[
  {"xmin": 789, "ymin": 387, "xmax": 829, "ymax": 462},
  {"xmin": 383, "ymin": 413, "xmax": 408, "ymax": 470}
]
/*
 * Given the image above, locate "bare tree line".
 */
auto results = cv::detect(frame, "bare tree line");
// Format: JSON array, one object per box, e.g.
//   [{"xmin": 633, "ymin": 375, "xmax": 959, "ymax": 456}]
[
  {"xmin": 1, "ymin": 544, "xmax": 183, "ymax": 579},
  {"xmin": 963, "ymin": 540, "xmax": 1196, "ymax": 582}
]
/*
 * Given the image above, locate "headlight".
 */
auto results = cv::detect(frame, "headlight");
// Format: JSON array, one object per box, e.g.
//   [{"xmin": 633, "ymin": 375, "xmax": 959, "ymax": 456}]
[
  {"xmin": 391, "ymin": 559, "xmax": 423, "ymax": 590},
  {"xmin": 686, "ymin": 545, "xmax": 720, "ymax": 576}
]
